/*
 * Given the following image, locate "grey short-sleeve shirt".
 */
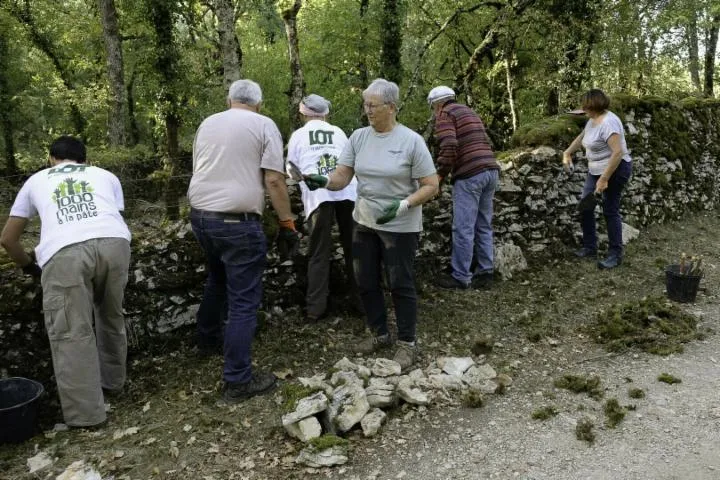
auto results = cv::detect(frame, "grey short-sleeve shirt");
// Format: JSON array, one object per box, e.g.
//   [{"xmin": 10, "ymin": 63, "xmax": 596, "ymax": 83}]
[{"xmin": 338, "ymin": 124, "xmax": 436, "ymax": 232}]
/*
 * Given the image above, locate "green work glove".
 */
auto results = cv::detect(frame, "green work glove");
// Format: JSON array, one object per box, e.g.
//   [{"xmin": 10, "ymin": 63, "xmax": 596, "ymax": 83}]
[
  {"xmin": 303, "ymin": 174, "xmax": 329, "ymax": 191},
  {"xmin": 376, "ymin": 199, "xmax": 410, "ymax": 225}
]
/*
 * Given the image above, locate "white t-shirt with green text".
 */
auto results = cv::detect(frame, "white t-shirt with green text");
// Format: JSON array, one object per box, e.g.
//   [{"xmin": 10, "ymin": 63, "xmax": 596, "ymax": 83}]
[
  {"xmin": 287, "ymin": 119, "xmax": 357, "ymax": 218},
  {"xmin": 338, "ymin": 124, "xmax": 436, "ymax": 233},
  {"xmin": 9, "ymin": 162, "xmax": 131, "ymax": 267}
]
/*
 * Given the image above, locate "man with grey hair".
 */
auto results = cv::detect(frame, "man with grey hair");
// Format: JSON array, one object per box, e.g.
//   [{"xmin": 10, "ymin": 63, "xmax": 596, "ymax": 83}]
[
  {"xmin": 287, "ymin": 94, "xmax": 358, "ymax": 322},
  {"xmin": 188, "ymin": 79, "xmax": 298, "ymax": 403},
  {"xmin": 304, "ymin": 79, "xmax": 438, "ymax": 371},
  {"xmin": 427, "ymin": 85, "xmax": 500, "ymax": 290}
]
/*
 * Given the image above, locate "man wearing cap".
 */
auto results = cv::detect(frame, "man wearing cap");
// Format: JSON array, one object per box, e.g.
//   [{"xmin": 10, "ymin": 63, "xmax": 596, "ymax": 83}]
[
  {"xmin": 188, "ymin": 79, "xmax": 298, "ymax": 403},
  {"xmin": 287, "ymin": 94, "xmax": 358, "ymax": 322},
  {"xmin": 427, "ymin": 86, "xmax": 501, "ymax": 290}
]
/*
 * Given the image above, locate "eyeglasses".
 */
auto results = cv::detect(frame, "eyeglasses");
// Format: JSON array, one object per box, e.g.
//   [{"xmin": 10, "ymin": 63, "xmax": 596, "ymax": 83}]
[{"xmin": 363, "ymin": 102, "xmax": 388, "ymax": 111}]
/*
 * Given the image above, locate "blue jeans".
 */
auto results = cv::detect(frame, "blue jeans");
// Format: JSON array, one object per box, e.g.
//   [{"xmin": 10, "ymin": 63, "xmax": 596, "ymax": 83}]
[
  {"xmin": 190, "ymin": 209, "xmax": 266, "ymax": 384},
  {"xmin": 451, "ymin": 169, "xmax": 499, "ymax": 284},
  {"xmin": 580, "ymin": 160, "xmax": 632, "ymax": 256},
  {"xmin": 352, "ymin": 223, "xmax": 419, "ymax": 343}
]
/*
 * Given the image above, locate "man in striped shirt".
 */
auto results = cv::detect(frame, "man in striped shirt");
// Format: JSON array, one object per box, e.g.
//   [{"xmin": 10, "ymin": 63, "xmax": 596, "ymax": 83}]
[{"xmin": 428, "ymin": 86, "xmax": 501, "ymax": 290}]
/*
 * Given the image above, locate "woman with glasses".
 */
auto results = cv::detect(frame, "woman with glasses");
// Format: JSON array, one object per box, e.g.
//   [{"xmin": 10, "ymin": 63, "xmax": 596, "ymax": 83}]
[{"xmin": 304, "ymin": 78, "xmax": 438, "ymax": 371}]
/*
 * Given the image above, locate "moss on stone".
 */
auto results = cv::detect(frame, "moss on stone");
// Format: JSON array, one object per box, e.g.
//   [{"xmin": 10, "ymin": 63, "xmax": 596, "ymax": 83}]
[
  {"xmin": 280, "ymin": 383, "xmax": 322, "ymax": 414},
  {"xmin": 604, "ymin": 398, "xmax": 626, "ymax": 428},
  {"xmin": 531, "ymin": 405, "xmax": 558, "ymax": 420},
  {"xmin": 510, "ymin": 116, "xmax": 580, "ymax": 149},
  {"xmin": 308, "ymin": 434, "xmax": 349, "ymax": 451},
  {"xmin": 554, "ymin": 374, "xmax": 604, "ymax": 400},
  {"xmin": 628, "ymin": 388, "xmax": 645, "ymax": 399},
  {"xmin": 658, "ymin": 373, "xmax": 682, "ymax": 384},
  {"xmin": 575, "ymin": 418, "xmax": 595, "ymax": 444}
]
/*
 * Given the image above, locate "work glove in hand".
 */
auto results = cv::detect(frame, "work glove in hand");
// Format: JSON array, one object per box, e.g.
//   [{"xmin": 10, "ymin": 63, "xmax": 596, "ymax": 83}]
[
  {"xmin": 376, "ymin": 199, "xmax": 410, "ymax": 225},
  {"xmin": 303, "ymin": 174, "xmax": 328, "ymax": 191},
  {"xmin": 277, "ymin": 226, "xmax": 300, "ymax": 261}
]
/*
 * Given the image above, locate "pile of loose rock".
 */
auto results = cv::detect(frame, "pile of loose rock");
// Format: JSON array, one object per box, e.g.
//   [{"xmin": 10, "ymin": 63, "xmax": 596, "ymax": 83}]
[{"xmin": 281, "ymin": 355, "xmax": 512, "ymax": 467}]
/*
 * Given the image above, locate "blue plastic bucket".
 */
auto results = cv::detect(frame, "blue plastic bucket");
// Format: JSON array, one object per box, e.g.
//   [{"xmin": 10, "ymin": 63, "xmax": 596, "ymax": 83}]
[{"xmin": 0, "ymin": 377, "xmax": 44, "ymax": 443}]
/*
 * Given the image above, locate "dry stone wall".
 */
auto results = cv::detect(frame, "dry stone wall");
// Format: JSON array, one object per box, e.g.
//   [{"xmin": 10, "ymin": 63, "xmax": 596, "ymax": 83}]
[{"xmin": 2, "ymin": 96, "xmax": 720, "ymax": 370}]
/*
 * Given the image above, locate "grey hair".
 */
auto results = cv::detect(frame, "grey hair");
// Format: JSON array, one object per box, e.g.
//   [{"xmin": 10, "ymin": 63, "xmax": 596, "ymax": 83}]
[
  {"xmin": 228, "ymin": 79, "xmax": 263, "ymax": 106},
  {"xmin": 362, "ymin": 78, "xmax": 400, "ymax": 106}
]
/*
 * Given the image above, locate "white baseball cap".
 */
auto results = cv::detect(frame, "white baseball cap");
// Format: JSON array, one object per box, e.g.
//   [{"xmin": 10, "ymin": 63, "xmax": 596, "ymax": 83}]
[{"xmin": 427, "ymin": 86, "xmax": 455, "ymax": 106}]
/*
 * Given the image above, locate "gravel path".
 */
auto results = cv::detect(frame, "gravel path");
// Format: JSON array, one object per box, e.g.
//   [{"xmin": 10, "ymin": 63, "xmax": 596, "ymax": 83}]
[{"xmin": 335, "ymin": 305, "xmax": 720, "ymax": 480}]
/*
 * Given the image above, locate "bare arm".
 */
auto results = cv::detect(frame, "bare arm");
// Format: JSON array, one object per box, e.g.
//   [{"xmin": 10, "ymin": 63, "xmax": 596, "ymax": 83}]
[
  {"xmin": 595, "ymin": 133, "xmax": 624, "ymax": 193},
  {"xmin": 562, "ymin": 131, "xmax": 584, "ymax": 170},
  {"xmin": 264, "ymin": 169, "xmax": 293, "ymax": 221},
  {"xmin": 326, "ymin": 164, "xmax": 355, "ymax": 191},
  {"xmin": 0, "ymin": 216, "xmax": 32, "ymax": 267},
  {"xmin": 406, "ymin": 174, "xmax": 439, "ymax": 207}
]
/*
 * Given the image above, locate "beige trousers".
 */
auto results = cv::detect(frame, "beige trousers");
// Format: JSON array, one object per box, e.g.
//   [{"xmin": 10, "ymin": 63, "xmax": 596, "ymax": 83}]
[{"xmin": 41, "ymin": 237, "xmax": 131, "ymax": 427}]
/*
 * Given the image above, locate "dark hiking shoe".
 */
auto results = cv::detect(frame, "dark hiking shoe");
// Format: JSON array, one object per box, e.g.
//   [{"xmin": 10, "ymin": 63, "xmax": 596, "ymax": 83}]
[
  {"xmin": 471, "ymin": 273, "xmax": 494, "ymax": 290},
  {"xmin": 435, "ymin": 274, "xmax": 469, "ymax": 290},
  {"xmin": 352, "ymin": 333, "xmax": 394, "ymax": 355},
  {"xmin": 393, "ymin": 341, "xmax": 418, "ymax": 372},
  {"xmin": 598, "ymin": 255, "xmax": 622, "ymax": 270},
  {"xmin": 573, "ymin": 247, "xmax": 597, "ymax": 259},
  {"xmin": 222, "ymin": 371, "xmax": 277, "ymax": 403}
]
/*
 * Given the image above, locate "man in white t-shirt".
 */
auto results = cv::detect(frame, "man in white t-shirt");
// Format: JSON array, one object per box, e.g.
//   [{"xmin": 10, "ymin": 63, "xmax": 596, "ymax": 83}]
[
  {"xmin": 0, "ymin": 136, "xmax": 131, "ymax": 428},
  {"xmin": 287, "ymin": 94, "xmax": 358, "ymax": 321}
]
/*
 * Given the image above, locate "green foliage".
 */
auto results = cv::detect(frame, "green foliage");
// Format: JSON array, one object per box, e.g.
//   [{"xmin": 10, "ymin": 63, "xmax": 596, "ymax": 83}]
[
  {"xmin": 461, "ymin": 389, "xmax": 485, "ymax": 408},
  {"xmin": 628, "ymin": 388, "xmax": 645, "ymax": 399},
  {"xmin": 554, "ymin": 374, "xmax": 604, "ymax": 400},
  {"xmin": 509, "ymin": 116, "xmax": 581, "ymax": 149},
  {"xmin": 531, "ymin": 405, "xmax": 558, "ymax": 420},
  {"xmin": 594, "ymin": 297, "xmax": 699, "ymax": 355},
  {"xmin": 280, "ymin": 383, "xmax": 322, "ymax": 413},
  {"xmin": 603, "ymin": 398, "xmax": 626, "ymax": 428},
  {"xmin": 308, "ymin": 434, "xmax": 349, "ymax": 451},
  {"xmin": 657, "ymin": 373, "xmax": 682, "ymax": 385},
  {"xmin": 575, "ymin": 417, "xmax": 595, "ymax": 444}
]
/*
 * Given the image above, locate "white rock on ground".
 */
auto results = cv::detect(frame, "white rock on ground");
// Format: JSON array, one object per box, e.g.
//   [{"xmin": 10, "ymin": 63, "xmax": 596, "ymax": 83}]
[
  {"xmin": 298, "ymin": 374, "xmax": 332, "ymax": 395},
  {"xmin": 26, "ymin": 451, "xmax": 53, "ymax": 473},
  {"xmin": 284, "ymin": 416, "xmax": 322, "ymax": 442},
  {"xmin": 462, "ymin": 364, "xmax": 498, "ymax": 387},
  {"xmin": 361, "ymin": 408, "xmax": 387, "ymax": 437},
  {"xmin": 330, "ymin": 383, "xmax": 370, "ymax": 432},
  {"xmin": 55, "ymin": 460, "xmax": 102, "ymax": 480},
  {"xmin": 622, "ymin": 222, "xmax": 640, "ymax": 245},
  {"xmin": 330, "ymin": 370, "xmax": 363, "ymax": 387},
  {"xmin": 296, "ymin": 446, "xmax": 348, "ymax": 467},
  {"xmin": 438, "ymin": 357, "xmax": 475, "ymax": 376},
  {"xmin": 333, "ymin": 357, "xmax": 359, "ymax": 372},
  {"xmin": 281, "ymin": 392, "xmax": 329, "ymax": 426},
  {"xmin": 365, "ymin": 381, "xmax": 396, "ymax": 408},
  {"xmin": 494, "ymin": 242, "xmax": 528, "ymax": 280},
  {"xmin": 371, "ymin": 358, "xmax": 402, "ymax": 377},
  {"xmin": 428, "ymin": 374, "xmax": 466, "ymax": 391},
  {"xmin": 397, "ymin": 380, "xmax": 429, "ymax": 406}
]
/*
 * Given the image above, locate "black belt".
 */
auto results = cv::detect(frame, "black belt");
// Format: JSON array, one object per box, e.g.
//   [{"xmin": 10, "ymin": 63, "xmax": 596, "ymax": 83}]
[{"xmin": 191, "ymin": 208, "xmax": 261, "ymax": 222}]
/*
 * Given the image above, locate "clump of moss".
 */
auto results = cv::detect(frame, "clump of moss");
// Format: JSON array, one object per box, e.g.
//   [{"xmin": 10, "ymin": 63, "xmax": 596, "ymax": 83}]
[
  {"xmin": 462, "ymin": 390, "xmax": 485, "ymax": 408},
  {"xmin": 575, "ymin": 418, "xmax": 595, "ymax": 444},
  {"xmin": 604, "ymin": 398, "xmax": 626, "ymax": 428},
  {"xmin": 531, "ymin": 405, "xmax": 558, "ymax": 420},
  {"xmin": 594, "ymin": 296, "xmax": 699, "ymax": 355},
  {"xmin": 280, "ymin": 383, "xmax": 322, "ymax": 413},
  {"xmin": 554, "ymin": 374, "xmax": 604, "ymax": 400},
  {"xmin": 308, "ymin": 434, "xmax": 348, "ymax": 452},
  {"xmin": 628, "ymin": 388, "xmax": 645, "ymax": 399},
  {"xmin": 471, "ymin": 335, "xmax": 494, "ymax": 355},
  {"xmin": 510, "ymin": 115, "xmax": 580, "ymax": 149},
  {"xmin": 658, "ymin": 373, "xmax": 682, "ymax": 384}
]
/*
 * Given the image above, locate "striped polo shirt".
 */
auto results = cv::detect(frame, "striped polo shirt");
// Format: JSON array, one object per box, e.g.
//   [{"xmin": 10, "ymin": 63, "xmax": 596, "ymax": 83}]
[{"xmin": 433, "ymin": 101, "xmax": 500, "ymax": 183}]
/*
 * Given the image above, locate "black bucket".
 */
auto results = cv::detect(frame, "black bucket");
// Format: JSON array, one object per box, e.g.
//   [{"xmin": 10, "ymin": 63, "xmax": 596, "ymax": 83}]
[
  {"xmin": 0, "ymin": 377, "xmax": 44, "ymax": 444},
  {"xmin": 665, "ymin": 264, "xmax": 703, "ymax": 303}
]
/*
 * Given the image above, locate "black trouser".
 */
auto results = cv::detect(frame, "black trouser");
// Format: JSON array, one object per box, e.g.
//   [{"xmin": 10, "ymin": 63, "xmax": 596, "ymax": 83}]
[
  {"xmin": 305, "ymin": 200, "xmax": 355, "ymax": 317},
  {"xmin": 352, "ymin": 223, "xmax": 419, "ymax": 342}
]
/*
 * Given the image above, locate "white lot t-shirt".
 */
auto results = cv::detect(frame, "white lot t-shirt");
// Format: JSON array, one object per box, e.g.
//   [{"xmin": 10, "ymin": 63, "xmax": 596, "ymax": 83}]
[
  {"xmin": 9, "ymin": 162, "xmax": 131, "ymax": 267},
  {"xmin": 287, "ymin": 120, "xmax": 357, "ymax": 218}
]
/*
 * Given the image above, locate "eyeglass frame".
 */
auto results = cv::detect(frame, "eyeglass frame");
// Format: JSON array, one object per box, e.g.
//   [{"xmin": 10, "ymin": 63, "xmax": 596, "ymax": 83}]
[{"xmin": 362, "ymin": 102, "xmax": 392, "ymax": 112}]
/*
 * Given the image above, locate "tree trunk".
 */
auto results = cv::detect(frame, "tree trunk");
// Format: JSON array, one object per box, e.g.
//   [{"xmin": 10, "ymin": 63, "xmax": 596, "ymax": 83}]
[
  {"xmin": 504, "ymin": 57, "xmax": 517, "ymax": 132},
  {"xmin": 279, "ymin": 0, "xmax": 304, "ymax": 131},
  {"xmin": 9, "ymin": 1, "xmax": 87, "ymax": 137},
  {"xmin": 148, "ymin": 0, "xmax": 183, "ymax": 219},
  {"xmin": 213, "ymin": 0, "xmax": 242, "ymax": 89},
  {"xmin": 380, "ymin": 0, "xmax": 403, "ymax": 85},
  {"xmin": 545, "ymin": 87, "xmax": 559, "ymax": 116},
  {"xmin": 98, "ymin": 0, "xmax": 129, "ymax": 146},
  {"xmin": 0, "ymin": 26, "xmax": 17, "ymax": 175},
  {"xmin": 687, "ymin": 10, "xmax": 701, "ymax": 93},
  {"xmin": 358, "ymin": 0, "xmax": 369, "ymax": 124},
  {"xmin": 126, "ymin": 69, "xmax": 140, "ymax": 146},
  {"xmin": 703, "ymin": 14, "xmax": 720, "ymax": 97}
]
